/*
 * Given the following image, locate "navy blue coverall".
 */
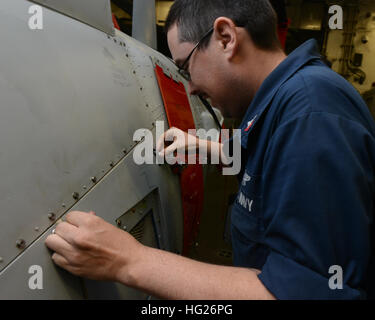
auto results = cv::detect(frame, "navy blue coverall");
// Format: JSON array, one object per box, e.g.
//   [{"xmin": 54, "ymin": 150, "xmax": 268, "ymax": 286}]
[{"xmin": 230, "ymin": 39, "xmax": 375, "ymax": 299}]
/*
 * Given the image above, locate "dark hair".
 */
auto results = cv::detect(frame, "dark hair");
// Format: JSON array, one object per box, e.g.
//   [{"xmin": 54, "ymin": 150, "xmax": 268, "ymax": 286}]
[{"xmin": 165, "ymin": 0, "xmax": 280, "ymax": 51}]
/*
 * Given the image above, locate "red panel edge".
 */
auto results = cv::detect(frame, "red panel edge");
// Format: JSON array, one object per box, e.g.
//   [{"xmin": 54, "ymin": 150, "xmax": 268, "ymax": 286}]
[{"xmin": 154, "ymin": 64, "xmax": 204, "ymax": 255}]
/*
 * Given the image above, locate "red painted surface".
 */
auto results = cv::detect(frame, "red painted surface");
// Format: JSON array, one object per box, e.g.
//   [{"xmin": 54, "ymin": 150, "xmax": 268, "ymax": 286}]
[
  {"xmin": 155, "ymin": 65, "xmax": 204, "ymax": 255},
  {"xmin": 112, "ymin": 14, "xmax": 120, "ymax": 31},
  {"xmin": 277, "ymin": 19, "xmax": 290, "ymax": 50}
]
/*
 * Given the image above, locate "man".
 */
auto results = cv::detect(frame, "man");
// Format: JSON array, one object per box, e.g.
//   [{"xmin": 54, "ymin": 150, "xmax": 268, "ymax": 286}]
[{"xmin": 45, "ymin": 0, "xmax": 375, "ymax": 299}]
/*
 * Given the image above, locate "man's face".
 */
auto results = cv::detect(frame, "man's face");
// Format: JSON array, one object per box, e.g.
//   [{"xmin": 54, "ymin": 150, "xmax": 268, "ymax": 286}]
[{"xmin": 167, "ymin": 24, "xmax": 234, "ymax": 117}]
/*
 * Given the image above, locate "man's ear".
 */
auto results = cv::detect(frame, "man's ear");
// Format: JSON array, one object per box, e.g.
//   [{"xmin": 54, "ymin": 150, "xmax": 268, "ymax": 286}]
[{"xmin": 213, "ymin": 17, "xmax": 239, "ymax": 60}]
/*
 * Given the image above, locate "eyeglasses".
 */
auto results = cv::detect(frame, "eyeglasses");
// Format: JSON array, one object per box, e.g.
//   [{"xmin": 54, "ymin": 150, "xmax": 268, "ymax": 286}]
[{"xmin": 177, "ymin": 27, "xmax": 214, "ymax": 81}]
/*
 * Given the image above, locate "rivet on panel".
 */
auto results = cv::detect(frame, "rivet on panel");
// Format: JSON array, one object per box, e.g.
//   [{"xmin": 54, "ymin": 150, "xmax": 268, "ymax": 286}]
[
  {"xmin": 16, "ymin": 239, "xmax": 26, "ymax": 249},
  {"xmin": 83, "ymin": 185, "xmax": 87, "ymax": 190},
  {"xmin": 91, "ymin": 177, "xmax": 97, "ymax": 183},
  {"xmin": 0, "ymin": 257, "xmax": 3, "ymax": 263},
  {"xmin": 34, "ymin": 227, "xmax": 39, "ymax": 232},
  {"xmin": 109, "ymin": 162, "xmax": 114, "ymax": 168},
  {"xmin": 123, "ymin": 226, "xmax": 127, "ymax": 231},
  {"xmin": 62, "ymin": 203, "xmax": 66, "ymax": 208},
  {"xmin": 72, "ymin": 192, "xmax": 79, "ymax": 200},
  {"xmin": 48, "ymin": 212, "xmax": 56, "ymax": 221},
  {"xmin": 122, "ymin": 149, "xmax": 127, "ymax": 154}
]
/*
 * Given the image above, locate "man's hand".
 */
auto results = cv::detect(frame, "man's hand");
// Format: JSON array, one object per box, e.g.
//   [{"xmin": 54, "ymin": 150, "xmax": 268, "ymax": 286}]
[
  {"xmin": 45, "ymin": 211, "xmax": 144, "ymax": 284},
  {"xmin": 156, "ymin": 127, "xmax": 199, "ymax": 158},
  {"xmin": 156, "ymin": 127, "xmax": 226, "ymax": 165},
  {"xmin": 44, "ymin": 211, "xmax": 274, "ymax": 299}
]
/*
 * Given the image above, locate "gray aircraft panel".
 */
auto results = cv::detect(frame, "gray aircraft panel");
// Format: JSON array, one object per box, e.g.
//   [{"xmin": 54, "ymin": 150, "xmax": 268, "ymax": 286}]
[
  {"xmin": 0, "ymin": 148, "xmax": 183, "ymax": 299},
  {"xmin": 0, "ymin": 0, "xmax": 221, "ymax": 299},
  {"xmin": 30, "ymin": 0, "xmax": 115, "ymax": 35},
  {"xmin": 116, "ymin": 31, "xmax": 172, "ymax": 124},
  {"xmin": 0, "ymin": 0, "xmax": 154, "ymax": 272}
]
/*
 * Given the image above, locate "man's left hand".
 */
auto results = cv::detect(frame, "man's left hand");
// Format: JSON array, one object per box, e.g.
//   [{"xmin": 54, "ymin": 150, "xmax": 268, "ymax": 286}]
[{"xmin": 45, "ymin": 211, "xmax": 143, "ymax": 283}]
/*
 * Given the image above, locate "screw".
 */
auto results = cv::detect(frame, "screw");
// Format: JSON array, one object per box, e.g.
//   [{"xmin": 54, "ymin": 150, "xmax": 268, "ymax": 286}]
[
  {"xmin": 48, "ymin": 212, "xmax": 56, "ymax": 221},
  {"xmin": 16, "ymin": 239, "xmax": 26, "ymax": 249},
  {"xmin": 0, "ymin": 257, "xmax": 3, "ymax": 263},
  {"xmin": 83, "ymin": 185, "xmax": 87, "ymax": 190},
  {"xmin": 34, "ymin": 227, "xmax": 39, "ymax": 232},
  {"xmin": 72, "ymin": 192, "xmax": 79, "ymax": 200},
  {"xmin": 62, "ymin": 203, "xmax": 66, "ymax": 208},
  {"xmin": 91, "ymin": 176, "xmax": 97, "ymax": 183},
  {"xmin": 109, "ymin": 162, "xmax": 114, "ymax": 168},
  {"xmin": 122, "ymin": 149, "xmax": 127, "ymax": 154}
]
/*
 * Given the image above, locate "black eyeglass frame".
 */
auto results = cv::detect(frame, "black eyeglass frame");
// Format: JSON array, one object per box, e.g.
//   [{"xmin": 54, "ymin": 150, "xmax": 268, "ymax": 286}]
[
  {"xmin": 176, "ymin": 24, "xmax": 246, "ymax": 81},
  {"xmin": 177, "ymin": 27, "xmax": 214, "ymax": 81}
]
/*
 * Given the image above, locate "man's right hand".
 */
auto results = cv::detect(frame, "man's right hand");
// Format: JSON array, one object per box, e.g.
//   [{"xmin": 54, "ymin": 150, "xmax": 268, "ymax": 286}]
[{"xmin": 156, "ymin": 127, "xmax": 199, "ymax": 158}]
